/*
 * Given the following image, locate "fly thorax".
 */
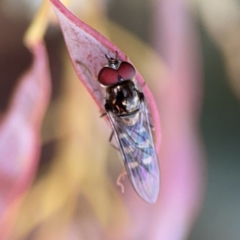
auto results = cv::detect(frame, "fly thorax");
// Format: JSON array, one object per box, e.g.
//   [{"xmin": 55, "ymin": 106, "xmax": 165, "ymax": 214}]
[
  {"xmin": 122, "ymin": 91, "xmax": 140, "ymax": 112},
  {"xmin": 106, "ymin": 81, "xmax": 141, "ymax": 117}
]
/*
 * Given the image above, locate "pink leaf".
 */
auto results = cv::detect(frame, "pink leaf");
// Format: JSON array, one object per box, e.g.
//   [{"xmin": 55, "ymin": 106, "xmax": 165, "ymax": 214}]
[
  {"xmin": 0, "ymin": 42, "xmax": 51, "ymax": 238},
  {"xmin": 50, "ymin": 0, "xmax": 161, "ymax": 150}
]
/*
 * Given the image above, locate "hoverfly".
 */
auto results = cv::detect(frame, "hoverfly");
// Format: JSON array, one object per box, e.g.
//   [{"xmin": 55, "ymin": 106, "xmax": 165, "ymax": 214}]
[{"xmin": 98, "ymin": 52, "xmax": 160, "ymax": 203}]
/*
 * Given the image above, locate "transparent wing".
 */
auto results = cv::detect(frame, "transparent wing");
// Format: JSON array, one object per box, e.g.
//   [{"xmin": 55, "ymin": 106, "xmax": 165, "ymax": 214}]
[{"xmin": 107, "ymin": 104, "xmax": 160, "ymax": 203}]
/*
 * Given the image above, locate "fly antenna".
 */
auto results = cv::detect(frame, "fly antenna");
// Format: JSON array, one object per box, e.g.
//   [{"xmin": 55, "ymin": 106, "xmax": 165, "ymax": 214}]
[
  {"xmin": 115, "ymin": 51, "xmax": 118, "ymax": 59},
  {"xmin": 105, "ymin": 51, "xmax": 119, "ymax": 61},
  {"xmin": 105, "ymin": 52, "xmax": 119, "ymax": 68},
  {"xmin": 105, "ymin": 53, "xmax": 111, "ymax": 61}
]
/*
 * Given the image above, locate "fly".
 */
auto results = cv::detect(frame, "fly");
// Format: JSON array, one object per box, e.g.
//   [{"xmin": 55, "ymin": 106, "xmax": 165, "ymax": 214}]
[{"xmin": 98, "ymin": 52, "xmax": 160, "ymax": 203}]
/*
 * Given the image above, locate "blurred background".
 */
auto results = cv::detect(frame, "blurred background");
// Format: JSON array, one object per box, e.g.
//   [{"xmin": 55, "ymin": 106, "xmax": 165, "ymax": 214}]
[{"xmin": 0, "ymin": 0, "xmax": 240, "ymax": 239}]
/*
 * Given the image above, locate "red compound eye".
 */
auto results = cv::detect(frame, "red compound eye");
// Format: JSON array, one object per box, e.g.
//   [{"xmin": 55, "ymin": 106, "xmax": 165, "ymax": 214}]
[
  {"xmin": 98, "ymin": 67, "xmax": 119, "ymax": 85},
  {"xmin": 118, "ymin": 62, "xmax": 136, "ymax": 80}
]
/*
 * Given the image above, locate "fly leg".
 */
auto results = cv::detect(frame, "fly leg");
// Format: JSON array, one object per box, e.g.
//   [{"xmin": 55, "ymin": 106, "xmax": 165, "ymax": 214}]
[
  {"xmin": 100, "ymin": 112, "xmax": 119, "ymax": 150},
  {"xmin": 150, "ymin": 123, "xmax": 155, "ymax": 131},
  {"xmin": 100, "ymin": 112, "xmax": 107, "ymax": 118},
  {"xmin": 108, "ymin": 131, "xmax": 119, "ymax": 150},
  {"xmin": 141, "ymin": 81, "xmax": 147, "ymax": 88},
  {"xmin": 100, "ymin": 111, "xmax": 118, "ymax": 149},
  {"xmin": 116, "ymin": 171, "xmax": 127, "ymax": 193}
]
